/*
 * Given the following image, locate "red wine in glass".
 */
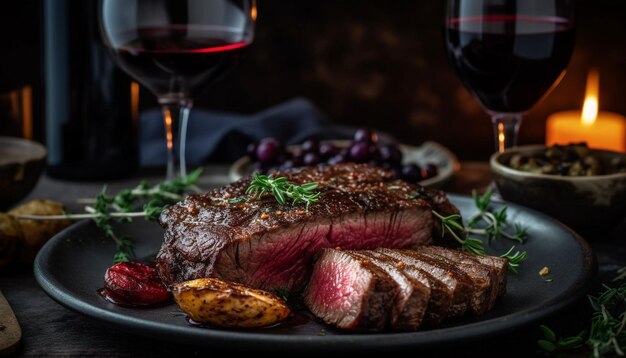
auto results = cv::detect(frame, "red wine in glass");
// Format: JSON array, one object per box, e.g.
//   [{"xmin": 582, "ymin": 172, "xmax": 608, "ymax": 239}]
[
  {"xmin": 445, "ymin": 0, "xmax": 575, "ymax": 152},
  {"xmin": 446, "ymin": 16, "xmax": 575, "ymax": 113},
  {"xmin": 100, "ymin": 0, "xmax": 255, "ymax": 179},
  {"xmin": 114, "ymin": 26, "xmax": 250, "ymax": 100}
]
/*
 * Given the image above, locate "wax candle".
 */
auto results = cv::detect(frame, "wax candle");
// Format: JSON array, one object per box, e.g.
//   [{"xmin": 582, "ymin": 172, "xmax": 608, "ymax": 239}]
[
  {"xmin": 546, "ymin": 110, "xmax": 626, "ymax": 151},
  {"xmin": 545, "ymin": 70, "xmax": 626, "ymax": 152}
]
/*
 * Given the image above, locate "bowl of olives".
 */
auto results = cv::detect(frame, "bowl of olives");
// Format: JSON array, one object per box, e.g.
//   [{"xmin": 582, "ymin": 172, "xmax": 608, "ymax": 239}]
[
  {"xmin": 229, "ymin": 128, "xmax": 459, "ymax": 189},
  {"xmin": 490, "ymin": 143, "xmax": 626, "ymax": 229}
]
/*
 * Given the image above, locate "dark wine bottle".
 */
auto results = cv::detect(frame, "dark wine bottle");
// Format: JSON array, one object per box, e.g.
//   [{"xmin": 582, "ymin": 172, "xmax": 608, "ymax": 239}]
[{"xmin": 44, "ymin": 0, "xmax": 138, "ymax": 180}]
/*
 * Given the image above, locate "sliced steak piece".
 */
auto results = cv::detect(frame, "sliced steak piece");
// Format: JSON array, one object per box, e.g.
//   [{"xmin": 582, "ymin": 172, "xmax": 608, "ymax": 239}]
[
  {"xmin": 348, "ymin": 250, "xmax": 431, "ymax": 330},
  {"xmin": 377, "ymin": 248, "xmax": 473, "ymax": 318},
  {"xmin": 365, "ymin": 250, "xmax": 450, "ymax": 326},
  {"xmin": 473, "ymin": 255, "xmax": 508, "ymax": 297},
  {"xmin": 156, "ymin": 163, "xmax": 460, "ymax": 293},
  {"xmin": 414, "ymin": 246, "xmax": 507, "ymax": 310},
  {"xmin": 303, "ymin": 248, "xmax": 398, "ymax": 331},
  {"xmin": 412, "ymin": 248, "xmax": 493, "ymax": 315}
]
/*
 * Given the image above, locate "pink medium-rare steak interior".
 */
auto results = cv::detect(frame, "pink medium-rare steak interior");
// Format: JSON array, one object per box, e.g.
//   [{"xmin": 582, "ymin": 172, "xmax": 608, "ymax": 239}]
[
  {"xmin": 304, "ymin": 248, "xmax": 398, "ymax": 330},
  {"xmin": 214, "ymin": 209, "xmax": 432, "ymax": 291},
  {"xmin": 156, "ymin": 163, "xmax": 460, "ymax": 292},
  {"xmin": 304, "ymin": 251, "xmax": 373, "ymax": 328}
]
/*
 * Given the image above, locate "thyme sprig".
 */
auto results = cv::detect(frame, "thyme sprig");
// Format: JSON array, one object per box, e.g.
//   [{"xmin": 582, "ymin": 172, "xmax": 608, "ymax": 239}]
[
  {"xmin": 245, "ymin": 174, "xmax": 320, "ymax": 208},
  {"xmin": 538, "ymin": 273, "xmax": 626, "ymax": 357},
  {"xmin": 14, "ymin": 169, "xmax": 202, "ymax": 263},
  {"xmin": 432, "ymin": 191, "xmax": 529, "ymax": 272}
]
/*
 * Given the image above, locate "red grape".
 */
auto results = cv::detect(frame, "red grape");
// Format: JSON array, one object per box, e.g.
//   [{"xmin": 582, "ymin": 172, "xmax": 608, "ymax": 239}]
[
  {"xmin": 402, "ymin": 164, "xmax": 423, "ymax": 182},
  {"xmin": 422, "ymin": 163, "xmax": 439, "ymax": 179},
  {"xmin": 380, "ymin": 144, "xmax": 403, "ymax": 164},
  {"xmin": 354, "ymin": 128, "xmax": 377, "ymax": 144},
  {"xmin": 256, "ymin": 138, "xmax": 282, "ymax": 165},
  {"xmin": 303, "ymin": 152, "xmax": 320, "ymax": 166},
  {"xmin": 301, "ymin": 139, "xmax": 319, "ymax": 154},
  {"xmin": 349, "ymin": 142, "xmax": 369, "ymax": 163}
]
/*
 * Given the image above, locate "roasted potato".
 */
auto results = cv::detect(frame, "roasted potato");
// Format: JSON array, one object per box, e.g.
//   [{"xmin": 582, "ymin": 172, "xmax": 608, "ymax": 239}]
[
  {"xmin": 0, "ymin": 213, "xmax": 23, "ymax": 268},
  {"xmin": 172, "ymin": 278, "xmax": 291, "ymax": 328},
  {"xmin": 8, "ymin": 199, "xmax": 71, "ymax": 263}
]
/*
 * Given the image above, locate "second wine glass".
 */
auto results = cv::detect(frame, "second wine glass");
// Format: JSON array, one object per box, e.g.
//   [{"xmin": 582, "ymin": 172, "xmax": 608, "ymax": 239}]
[
  {"xmin": 100, "ymin": 0, "xmax": 256, "ymax": 179},
  {"xmin": 445, "ymin": 0, "xmax": 575, "ymax": 152}
]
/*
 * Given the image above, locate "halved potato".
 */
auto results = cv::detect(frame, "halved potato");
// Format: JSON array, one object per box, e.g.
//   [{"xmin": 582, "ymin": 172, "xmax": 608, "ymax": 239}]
[{"xmin": 171, "ymin": 278, "xmax": 291, "ymax": 328}]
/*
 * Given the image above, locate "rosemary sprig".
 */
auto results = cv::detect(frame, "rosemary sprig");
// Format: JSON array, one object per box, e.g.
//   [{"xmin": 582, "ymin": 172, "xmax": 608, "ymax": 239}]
[
  {"xmin": 467, "ymin": 190, "xmax": 528, "ymax": 244},
  {"xmin": 13, "ymin": 169, "xmax": 202, "ymax": 263},
  {"xmin": 245, "ymin": 174, "xmax": 320, "ymax": 208},
  {"xmin": 432, "ymin": 211, "xmax": 486, "ymax": 256},
  {"xmin": 538, "ymin": 325, "xmax": 586, "ymax": 355},
  {"xmin": 432, "ymin": 199, "xmax": 529, "ymax": 273},
  {"xmin": 538, "ymin": 274, "xmax": 626, "ymax": 357},
  {"xmin": 500, "ymin": 246, "xmax": 528, "ymax": 274}
]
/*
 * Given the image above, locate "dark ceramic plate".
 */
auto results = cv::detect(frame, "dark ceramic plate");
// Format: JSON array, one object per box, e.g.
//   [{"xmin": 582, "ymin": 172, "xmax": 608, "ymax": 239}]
[{"xmin": 34, "ymin": 195, "xmax": 594, "ymax": 352}]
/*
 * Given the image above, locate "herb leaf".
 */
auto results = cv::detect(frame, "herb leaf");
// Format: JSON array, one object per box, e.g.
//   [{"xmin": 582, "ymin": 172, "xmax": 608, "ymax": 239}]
[
  {"xmin": 433, "ymin": 191, "xmax": 529, "ymax": 273},
  {"xmin": 13, "ymin": 169, "xmax": 203, "ymax": 263},
  {"xmin": 467, "ymin": 189, "xmax": 528, "ymax": 244},
  {"xmin": 245, "ymin": 174, "xmax": 320, "ymax": 208}
]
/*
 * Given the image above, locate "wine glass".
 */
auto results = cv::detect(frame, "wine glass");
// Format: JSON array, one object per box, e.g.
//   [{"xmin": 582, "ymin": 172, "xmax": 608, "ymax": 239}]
[
  {"xmin": 445, "ymin": 0, "xmax": 575, "ymax": 152},
  {"xmin": 100, "ymin": 0, "xmax": 256, "ymax": 179}
]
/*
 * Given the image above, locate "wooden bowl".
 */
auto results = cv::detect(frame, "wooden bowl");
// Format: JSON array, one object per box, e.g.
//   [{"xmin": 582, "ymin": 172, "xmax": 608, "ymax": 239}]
[
  {"xmin": 490, "ymin": 145, "xmax": 626, "ymax": 230},
  {"xmin": 0, "ymin": 136, "xmax": 46, "ymax": 210}
]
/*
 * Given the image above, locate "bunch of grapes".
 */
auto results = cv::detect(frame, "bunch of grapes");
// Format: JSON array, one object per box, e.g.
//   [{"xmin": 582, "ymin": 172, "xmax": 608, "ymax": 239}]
[{"xmin": 246, "ymin": 128, "xmax": 439, "ymax": 183}]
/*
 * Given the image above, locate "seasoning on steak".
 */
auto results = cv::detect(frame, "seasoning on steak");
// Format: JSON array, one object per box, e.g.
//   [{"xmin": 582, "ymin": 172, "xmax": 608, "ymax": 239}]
[
  {"xmin": 349, "ymin": 250, "xmax": 431, "ymax": 330},
  {"xmin": 156, "ymin": 163, "xmax": 460, "ymax": 292},
  {"xmin": 303, "ymin": 248, "xmax": 398, "ymax": 331},
  {"xmin": 304, "ymin": 247, "xmax": 508, "ymax": 331}
]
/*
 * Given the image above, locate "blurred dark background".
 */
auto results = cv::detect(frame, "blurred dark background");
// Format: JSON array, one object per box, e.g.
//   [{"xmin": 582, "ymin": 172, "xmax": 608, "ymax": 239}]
[{"xmin": 2, "ymin": 0, "xmax": 626, "ymax": 161}]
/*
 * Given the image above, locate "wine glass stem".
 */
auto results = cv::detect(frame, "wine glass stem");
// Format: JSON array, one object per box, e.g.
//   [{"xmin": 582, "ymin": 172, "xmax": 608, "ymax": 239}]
[
  {"xmin": 161, "ymin": 100, "xmax": 193, "ymax": 180},
  {"xmin": 491, "ymin": 113, "xmax": 523, "ymax": 152}
]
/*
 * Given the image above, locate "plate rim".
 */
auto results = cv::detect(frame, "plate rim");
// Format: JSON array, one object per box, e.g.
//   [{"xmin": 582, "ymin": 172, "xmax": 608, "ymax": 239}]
[
  {"xmin": 34, "ymin": 194, "xmax": 595, "ymax": 351},
  {"xmin": 228, "ymin": 140, "xmax": 460, "ymax": 189}
]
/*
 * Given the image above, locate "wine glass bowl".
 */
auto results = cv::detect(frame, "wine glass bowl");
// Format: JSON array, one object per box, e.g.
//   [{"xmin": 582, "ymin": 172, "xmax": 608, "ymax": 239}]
[
  {"xmin": 445, "ymin": 0, "xmax": 575, "ymax": 152},
  {"xmin": 100, "ymin": 0, "xmax": 255, "ymax": 179}
]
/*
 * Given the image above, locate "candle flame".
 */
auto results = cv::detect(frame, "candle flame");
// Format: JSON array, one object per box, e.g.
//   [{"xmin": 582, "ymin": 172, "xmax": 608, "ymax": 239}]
[
  {"xmin": 581, "ymin": 69, "xmax": 599, "ymax": 126},
  {"xmin": 497, "ymin": 123, "xmax": 505, "ymax": 152},
  {"xmin": 251, "ymin": 0, "xmax": 257, "ymax": 21}
]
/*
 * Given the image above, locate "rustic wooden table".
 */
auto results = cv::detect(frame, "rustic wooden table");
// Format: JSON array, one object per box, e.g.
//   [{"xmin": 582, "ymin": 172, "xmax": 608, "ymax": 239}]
[{"xmin": 1, "ymin": 162, "xmax": 624, "ymax": 356}]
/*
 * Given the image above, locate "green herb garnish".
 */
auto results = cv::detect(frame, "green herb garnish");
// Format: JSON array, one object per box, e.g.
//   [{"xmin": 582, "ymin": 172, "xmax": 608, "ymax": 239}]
[
  {"xmin": 14, "ymin": 169, "xmax": 202, "ymax": 263},
  {"xmin": 538, "ymin": 274, "xmax": 626, "ymax": 357},
  {"xmin": 467, "ymin": 190, "xmax": 528, "ymax": 244},
  {"xmin": 538, "ymin": 324, "xmax": 585, "ymax": 356},
  {"xmin": 245, "ymin": 174, "xmax": 320, "ymax": 208},
  {"xmin": 432, "ymin": 189, "xmax": 529, "ymax": 272}
]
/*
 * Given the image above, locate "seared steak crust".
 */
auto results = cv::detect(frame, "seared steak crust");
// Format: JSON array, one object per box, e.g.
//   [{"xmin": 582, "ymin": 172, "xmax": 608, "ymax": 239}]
[{"xmin": 156, "ymin": 164, "xmax": 458, "ymax": 291}]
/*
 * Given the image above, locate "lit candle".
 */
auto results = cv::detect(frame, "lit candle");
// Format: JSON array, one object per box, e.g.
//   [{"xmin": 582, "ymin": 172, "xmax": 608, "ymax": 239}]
[{"xmin": 546, "ymin": 70, "xmax": 626, "ymax": 152}]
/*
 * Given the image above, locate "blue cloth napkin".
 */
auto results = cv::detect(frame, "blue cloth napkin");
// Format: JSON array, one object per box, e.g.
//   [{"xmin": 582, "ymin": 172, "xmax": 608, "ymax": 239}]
[{"xmin": 140, "ymin": 98, "xmax": 359, "ymax": 166}]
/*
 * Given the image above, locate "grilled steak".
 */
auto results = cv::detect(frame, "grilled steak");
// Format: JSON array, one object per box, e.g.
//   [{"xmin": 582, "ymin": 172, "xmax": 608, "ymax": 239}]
[
  {"xmin": 304, "ymin": 247, "xmax": 508, "ymax": 331},
  {"xmin": 376, "ymin": 248, "xmax": 473, "ymax": 318},
  {"xmin": 410, "ymin": 249, "xmax": 492, "ymax": 315},
  {"xmin": 366, "ymin": 250, "xmax": 451, "ymax": 326},
  {"xmin": 349, "ymin": 250, "xmax": 431, "ymax": 330},
  {"xmin": 303, "ymin": 248, "xmax": 398, "ymax": 331},
  {"xmin": 415, "ymin": 246, "xmax": 507, "ymax": 311},
  {"xmin": 156, "ymin": 163, "xmax": 459, "ymax": 292}
]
